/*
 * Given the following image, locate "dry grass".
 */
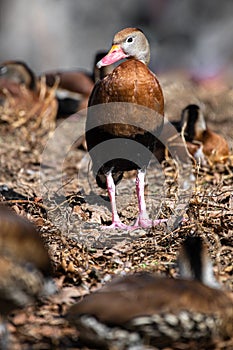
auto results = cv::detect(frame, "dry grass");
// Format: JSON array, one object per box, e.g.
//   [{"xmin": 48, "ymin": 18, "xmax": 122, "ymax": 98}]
[{"xmin": 0, "ymin": 76, "xmax": 232, "ymax": 349}]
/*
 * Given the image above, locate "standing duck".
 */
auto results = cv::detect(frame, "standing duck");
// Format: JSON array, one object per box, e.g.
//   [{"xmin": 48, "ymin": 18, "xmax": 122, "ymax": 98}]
[
  {"xmin": 86, "ymin": 28, "xmax": 164, "ymax": 229},
  {"xmin": 67, "ymin": 236, "xmax": 233, "ymax": 349},
  {"xmin": 181, "ymin": 104, "xmax": 229, "ymax": 164}
]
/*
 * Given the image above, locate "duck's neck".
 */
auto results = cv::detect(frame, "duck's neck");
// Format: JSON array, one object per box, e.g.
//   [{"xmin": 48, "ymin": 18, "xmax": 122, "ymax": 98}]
[
  {"xmin": 133, "ymin": 38, "xmax": 150, "ymax": 66},
  {"xmin": 194, "ymin": 111, "xmax": 207, "ymax": 140},
  {"xmin": 178, "ymin": 237, "xmax": 220, "ymax": 289},
  {"xmin": 136, "ymin": 49, "xmax": 150, "ymax": 66}
]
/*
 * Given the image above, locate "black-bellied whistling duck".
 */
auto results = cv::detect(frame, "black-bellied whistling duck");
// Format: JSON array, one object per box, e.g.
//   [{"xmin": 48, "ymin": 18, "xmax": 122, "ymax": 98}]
[
  {"xmin": 181, "ymin": 104, "xmax": 229, "ymax": 164},
  {"xmin": 67, "ymin": 236, "xmax": 233, "ymax": 349},
  {"xmin": 0, "ymin": 60, "xmax": 57, "ymax": 128},
  {"xmin": 0, "ymin": 205, "xmax": 56, "ymax": 347},
  {"xmin": 86, "ymin": 28, "xmax": 165, "ymax": 229}
]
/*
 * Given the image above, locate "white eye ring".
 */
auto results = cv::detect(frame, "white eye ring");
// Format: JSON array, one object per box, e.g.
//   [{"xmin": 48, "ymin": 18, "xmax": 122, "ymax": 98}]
[{"xmin": 126, "ymin": 37, "xmax": 134, "ymax": 43}]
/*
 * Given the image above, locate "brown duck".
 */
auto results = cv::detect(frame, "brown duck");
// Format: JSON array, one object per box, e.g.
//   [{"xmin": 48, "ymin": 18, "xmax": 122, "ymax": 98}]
[
  {"xmin": 67, "ymin": 236, "xmax": 233, "ymax": 349},
  {"xmin": 0, "ymin": 60, "xmax": 57, "ymax": 129},
  {"xmin": 0, "ymin": 206, "xmax": 56, "ymax": 347},
  {"xmin": 86, "ymin": 28, "xmax": 165, "ymax": 229},
  {"xmin": 181, "ymin": 104, "xmax": 229, "ymax": 164}
]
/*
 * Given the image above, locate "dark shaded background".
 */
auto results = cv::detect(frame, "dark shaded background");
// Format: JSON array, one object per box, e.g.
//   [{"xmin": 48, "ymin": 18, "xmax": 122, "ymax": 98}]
[{"xmin": 0, "ymin": 0, "xmax": 233, "ymax": 79}]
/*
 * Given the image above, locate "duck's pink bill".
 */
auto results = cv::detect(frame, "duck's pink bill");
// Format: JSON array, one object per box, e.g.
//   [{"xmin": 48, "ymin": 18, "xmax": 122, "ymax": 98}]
[{"xmin": 96, "ymin": 45, "xmax": 128, "ymax": 68}]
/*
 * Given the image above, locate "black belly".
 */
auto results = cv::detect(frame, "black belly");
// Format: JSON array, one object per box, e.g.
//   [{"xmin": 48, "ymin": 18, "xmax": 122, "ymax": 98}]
[{"xmin": 85, "ymin": 125, "xmax": 157, "ymax": 189}]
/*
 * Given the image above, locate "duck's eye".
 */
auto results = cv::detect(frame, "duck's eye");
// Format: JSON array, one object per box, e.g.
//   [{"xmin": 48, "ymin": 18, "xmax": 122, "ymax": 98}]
[{"xmin": 126, "ymin": 37, "xmax": 133, "ymax": 43}]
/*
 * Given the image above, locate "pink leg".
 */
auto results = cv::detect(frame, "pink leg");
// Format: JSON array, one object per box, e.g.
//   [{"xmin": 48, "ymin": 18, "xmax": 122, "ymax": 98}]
[
  {"xmin": 103, "ymin": 171, "xmax": 131, "ymax": 230},
  {"xmin": 132, "ymin": 169, "xmax": 167, "ymax": 229}
]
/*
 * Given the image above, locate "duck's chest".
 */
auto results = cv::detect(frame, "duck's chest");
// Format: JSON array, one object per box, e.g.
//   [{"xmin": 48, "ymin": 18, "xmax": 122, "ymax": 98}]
[{"xmin": 100, "ymin": 60, "xmax": 163, "ymax": 110}]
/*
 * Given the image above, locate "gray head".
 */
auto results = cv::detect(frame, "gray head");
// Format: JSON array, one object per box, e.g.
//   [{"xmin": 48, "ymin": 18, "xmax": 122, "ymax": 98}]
[
  {"xmin": 113, "ymin": 28, "xmax": 150, "ymax": 65},
  {"xmin": 97, "ymin": 28, "xmax": 150, "ymax": 68}
]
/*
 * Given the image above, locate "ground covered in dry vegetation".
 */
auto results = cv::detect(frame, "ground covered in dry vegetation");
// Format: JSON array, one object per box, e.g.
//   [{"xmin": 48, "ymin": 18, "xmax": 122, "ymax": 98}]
[{"xmin": 0, "ymin": 75, "xmax": 233, "ymax": 349}]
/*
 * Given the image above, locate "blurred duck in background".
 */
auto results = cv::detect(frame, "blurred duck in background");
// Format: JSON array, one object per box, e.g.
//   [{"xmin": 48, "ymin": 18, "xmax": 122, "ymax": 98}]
[
  {"xmin": 43, "ymin": 51, "xmax": 115, "ymax": 118},
  {"xmin": 0, "ymin": 60, "xmax": 57, "ymax": 130},
  {"xmin": 154, "ymin": 104, "xmax": 230, "ymax": 165},
  {"xmin": 0, "ymin": 60, "xmax": 37, "ymax": 95},
  {"xmin": 44, "ymin": 68, "xmax": 94, "ymax": 116},
  {"xmin": 180, "ymin": 104, "xmax": 230, "ymax": 165}
]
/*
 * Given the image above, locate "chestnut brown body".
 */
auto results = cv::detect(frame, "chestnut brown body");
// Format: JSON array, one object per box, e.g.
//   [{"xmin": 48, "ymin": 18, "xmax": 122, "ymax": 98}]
[
  {"xmin": 67, "ymin": 237, "xmax": 233, "ymax": 348},
  {"xmin": 182, "ymin": 104, "xmax": 229, "ymax": 164},
  {"xmin": 85, "ymin": 27, "xmax": 165, "ymax": 229},
  {"xmin": 86, "ymin": 58, "xmax": 164, "ymax": 188}
]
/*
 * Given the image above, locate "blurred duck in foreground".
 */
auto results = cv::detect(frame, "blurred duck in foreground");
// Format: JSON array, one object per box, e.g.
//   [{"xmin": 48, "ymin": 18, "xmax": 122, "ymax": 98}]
[
  {"xmin": 180, "ymin": 104, "xmax": 230, "ymax": 165},
  {"xmin": 67, "ymin": 236, "xmax": 233, "ymax": 349},
  {"xmin": 0, "ymin": 205, "xmax": 56, "ymax": 348},
  {"xmin": 43, "ymin": 51, "xmax": 115, "ymax": 118},
  {"xmin": 0, "ymin": 60, "xmax": 57, "ymax": 129}
]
